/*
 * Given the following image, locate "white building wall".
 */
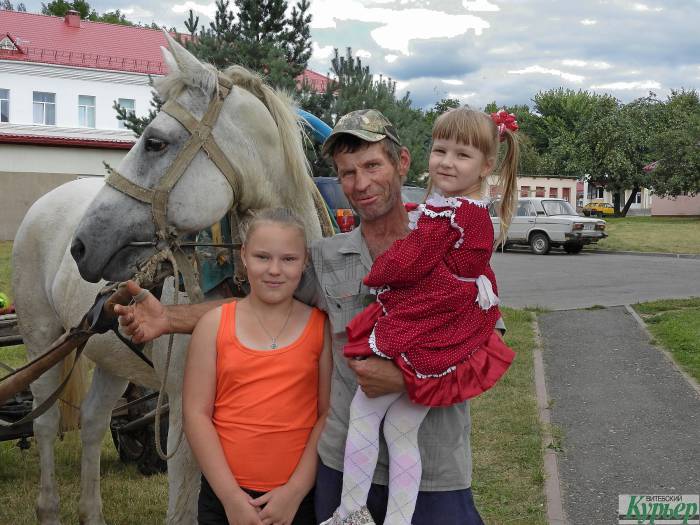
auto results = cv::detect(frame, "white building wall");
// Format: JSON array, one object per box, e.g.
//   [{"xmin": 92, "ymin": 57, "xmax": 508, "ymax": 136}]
[{"xmin": 0, "ymin": 60, "xmax": 157, "ymax": 129}]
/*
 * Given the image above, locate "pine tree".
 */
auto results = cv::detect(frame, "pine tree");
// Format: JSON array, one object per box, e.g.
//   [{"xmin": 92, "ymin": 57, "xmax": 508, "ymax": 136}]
[
  {"xmin": 300, "ymin": 48, "xmax": 432, "ymax": 183},
  {"xmin": 182, "ymin": 0, "xmax": 312, "ymax": 90},
  {"xmin": 1, "ymin": 1, "xmax": 27, "ymax": 11}
]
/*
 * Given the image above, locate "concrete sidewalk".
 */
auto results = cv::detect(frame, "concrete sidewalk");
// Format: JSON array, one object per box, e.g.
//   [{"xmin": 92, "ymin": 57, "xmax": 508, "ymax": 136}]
[{"xmin": 537, "ymin": 307, "xmax": 700, "ymax": 525}]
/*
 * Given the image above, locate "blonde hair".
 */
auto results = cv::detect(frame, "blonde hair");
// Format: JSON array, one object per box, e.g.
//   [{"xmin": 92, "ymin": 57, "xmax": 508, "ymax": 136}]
[
  {"xmin": 240, "ymin": 207, "xmax": 308, "ymax": 247},
  {"xmin": 430, "ymin": 107, "xmax": 519, "ymax": 247}
]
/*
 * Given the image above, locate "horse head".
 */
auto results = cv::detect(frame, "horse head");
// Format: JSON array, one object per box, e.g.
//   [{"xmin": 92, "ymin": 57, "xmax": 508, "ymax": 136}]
[{"xmin": 71, "ymin": 33, "xmax": 320, "ymax": 283}]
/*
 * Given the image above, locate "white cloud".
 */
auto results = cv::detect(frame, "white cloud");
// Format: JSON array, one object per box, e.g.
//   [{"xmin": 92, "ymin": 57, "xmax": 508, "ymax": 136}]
[
  {"xmin": 385, "ymin": 54, "xmax": 399, "ymax": 63},
  {"xmin": 356, "ymin": 49, "xmax": 372, "ymax": 58},
  {"xmin": 308, "ymin": 0, "xmax": 490, "ymax": 54},
  {"xmin": 633, "ymin": 3, "xmax": 663, "ymax": 12},
  {"xmin": 508, "ymin": 65, "xmax": 585, "ymax": 83},
  {"xmin": 443, "ymin": 79, "xmax": 464, "ymax": 85},
  {"xmin": 489, "ymin": 44, "xmax": 523, "ymax": 55},
  {"xmin": 111, "ymin": 5, "xmax": 154, "ymax": 18},
  {"xmin": 312, "ymin": 42, "xmax": 334, "ymax": 60},
  {"xmin": 581, "ymin": 18, "xmax": 597, "ymax": 25},
  {"xmin": 171, "ymin": 1, "xmax": 217, "ymax": 19},
  {"xmin": 562, "ymin": 59, "xmax": 612, "ymax": 70},
  {"xmin": 590, "ymin": 80, "xmax": 661, "ymax": 90},
  {"xmin": 462, "ymin": 0, "xmax": 500, "ymax": 12},
  {"xmin": 448, "ymin": 91, "xmax": 477, "ymax": 101}
]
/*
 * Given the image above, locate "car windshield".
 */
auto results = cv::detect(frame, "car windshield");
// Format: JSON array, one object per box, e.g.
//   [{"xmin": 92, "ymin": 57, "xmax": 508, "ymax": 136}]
[{"xmin": 542, "ymin": 200, "xmax": 578, "ymax": 216}]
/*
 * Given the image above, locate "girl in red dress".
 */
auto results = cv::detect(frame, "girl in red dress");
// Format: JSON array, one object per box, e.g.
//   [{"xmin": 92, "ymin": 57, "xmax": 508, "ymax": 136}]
[{"xmin": 323, "ymin": 108, "xmax": 520, "ymax": 525}]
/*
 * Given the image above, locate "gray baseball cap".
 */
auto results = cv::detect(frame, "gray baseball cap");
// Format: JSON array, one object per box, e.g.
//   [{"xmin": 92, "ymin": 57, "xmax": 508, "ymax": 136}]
[{"xmin": 322, "ymin": 109, "xmax": 402, "ymax": 157}]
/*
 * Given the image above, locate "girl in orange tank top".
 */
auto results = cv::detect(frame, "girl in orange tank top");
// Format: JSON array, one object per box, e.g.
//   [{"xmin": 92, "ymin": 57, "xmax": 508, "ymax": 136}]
[{"xmin": 183, "ymin": 209, "xmax": 332, "ymax": 525}]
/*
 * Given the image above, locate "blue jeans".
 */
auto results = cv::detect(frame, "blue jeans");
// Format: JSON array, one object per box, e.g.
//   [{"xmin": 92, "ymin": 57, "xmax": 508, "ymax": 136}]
[{"xmin": 314, "ymin": 463, "xmax": 484, "ymax": 525}]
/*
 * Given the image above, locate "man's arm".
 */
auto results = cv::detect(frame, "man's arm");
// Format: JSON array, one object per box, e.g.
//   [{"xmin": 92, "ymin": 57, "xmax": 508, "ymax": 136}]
[{"xmin": 114, "ymin": 280, "xmax": 230, "ymax": 343}]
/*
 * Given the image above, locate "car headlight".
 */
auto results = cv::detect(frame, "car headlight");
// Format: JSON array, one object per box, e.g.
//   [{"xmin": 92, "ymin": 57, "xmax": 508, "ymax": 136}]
[
  {"xmin": 595, "ymin": 223, "xmax": 606, "ymax": 231},
  {"xmin": 572, "ymin": 223, "xmax": 584, "ymax": 230}
]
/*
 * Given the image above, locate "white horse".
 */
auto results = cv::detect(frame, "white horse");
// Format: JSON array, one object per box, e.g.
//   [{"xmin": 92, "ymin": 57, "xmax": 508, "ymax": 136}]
[{"xmin": 13, "ymin": 34, "xmax": 326, "ymax": 525}]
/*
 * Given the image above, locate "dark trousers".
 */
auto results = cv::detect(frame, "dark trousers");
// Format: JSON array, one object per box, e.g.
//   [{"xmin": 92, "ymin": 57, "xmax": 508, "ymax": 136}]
[
  {"xmin": 314, "ymin": 463, "xmax": 485, "ymax": 525},
  {"xmin": 198, "ymin": 475, "xmax": 316, "ymax": 525}
]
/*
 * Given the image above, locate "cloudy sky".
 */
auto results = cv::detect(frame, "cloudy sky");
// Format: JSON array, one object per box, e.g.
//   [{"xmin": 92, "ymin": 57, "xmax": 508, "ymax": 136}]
[{"xmin": 24, "ymin": 0, "xmax": 700, "ymax": 110}]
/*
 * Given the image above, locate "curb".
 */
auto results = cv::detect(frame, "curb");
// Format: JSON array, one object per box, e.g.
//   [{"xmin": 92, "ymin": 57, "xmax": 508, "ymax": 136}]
[
  {"xmin": 589, "ymin": 250, "xmax": 700, "ymax": 259},
  {"xmin": 624, "ymin": 305, "xmax": 700, "ymax": 398},
  {"xmin": 531, "ymin": 315, "xmax": 569, "ymax": 525}
]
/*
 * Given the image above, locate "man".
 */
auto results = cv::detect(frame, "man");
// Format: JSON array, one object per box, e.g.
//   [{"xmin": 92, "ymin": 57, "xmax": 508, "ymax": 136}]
[{"xmin": 117, "ymin": 109, "xmax": 491, "ymax": 524}]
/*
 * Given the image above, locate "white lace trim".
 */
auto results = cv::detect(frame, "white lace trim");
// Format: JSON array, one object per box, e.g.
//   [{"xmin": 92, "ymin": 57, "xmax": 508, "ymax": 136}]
[
  {"xmin": 400, "ymin": 354, "xmax": 457, "ymax": 378},
  {"xmin": 368, "ymin": 327, "xmax": 391, "ymax": 359},
  {"xmin": 425, "ymin": 192, "xmax": 488, "ymax": 209}
]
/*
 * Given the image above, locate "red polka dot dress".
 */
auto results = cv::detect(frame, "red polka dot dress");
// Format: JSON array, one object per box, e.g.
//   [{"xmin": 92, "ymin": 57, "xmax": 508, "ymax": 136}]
[{"xmin": 344, "ymin": 194, "xmax": 515, "ymax": 407}]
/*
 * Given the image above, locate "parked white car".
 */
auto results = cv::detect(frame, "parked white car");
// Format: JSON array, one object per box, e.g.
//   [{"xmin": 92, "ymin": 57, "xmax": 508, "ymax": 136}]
[{"xmin": 490, "ymin": 198, "xmax": 607, "ymax": 254}]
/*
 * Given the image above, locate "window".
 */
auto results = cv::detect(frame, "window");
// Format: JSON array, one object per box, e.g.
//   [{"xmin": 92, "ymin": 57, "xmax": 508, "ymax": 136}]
[
  {"xmin": 549, "ymin": 187, "xmax": 558, "ymax": 198},
  {"xmin": 516, "ymin": 200, "xmax": 535, "ymax": 217},
  {"xmin": 0, "ymin": 89, "xmax": 8, "ymax": 122},
  {"xmin": 33, "ymin": 91, "xmax": 56, "ymax": 125},
  {"xmin": 596, "ymin": 187, "xmax": 605, "ymax": 199},
  {"xmin": 535, "ymin": 186, "xmax": 545, "ymax": 197},
  {"xmin": 78, "ymin": 95, "xmax": 96, "ymax": 128},
  {"xmin": 634, "ymin": 192, "xmax": 642, "ymax": 204},
  {"xmin": 520, "ymin": 185, "xmax": 530, "ymax": 197},
  {"xmin": 562, "ymin": 187, "xmax": 571, "ymax": 203},
  {"xmin": 117, "ymin": 98, "xmax": 135, "ymax": 129}
]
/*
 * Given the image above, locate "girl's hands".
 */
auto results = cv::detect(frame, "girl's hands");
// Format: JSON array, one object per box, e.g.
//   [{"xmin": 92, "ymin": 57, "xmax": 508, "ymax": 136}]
[
  {"xmin": 249, "ymin": 484, "xmax": 304, "ymax": 525},
  {"xmin": 224, "ymin": 491, "xmax": 264, "ymax": 525}
]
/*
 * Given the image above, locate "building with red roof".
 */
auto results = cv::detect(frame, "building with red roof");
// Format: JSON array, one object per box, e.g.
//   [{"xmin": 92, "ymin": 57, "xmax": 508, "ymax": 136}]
[
  {"xmin": 0, "ymin": 9, "xmax": 332, "ymax": 239},
  {"xmin": 0, "ymin": 9, "xmax": 171, "ymax": 239}
]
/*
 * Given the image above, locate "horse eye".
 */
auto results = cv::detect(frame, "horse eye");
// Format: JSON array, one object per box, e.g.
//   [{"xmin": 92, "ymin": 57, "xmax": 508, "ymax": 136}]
[{"xmin": 145, "ymin": 137, "xmax": 167, "ymax": 152}]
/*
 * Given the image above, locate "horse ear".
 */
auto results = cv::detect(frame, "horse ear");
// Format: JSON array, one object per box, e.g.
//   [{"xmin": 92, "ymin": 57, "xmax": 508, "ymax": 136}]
[
  {"xmin": 162, "ymin": 30, "xmax": 215, "ymax": 94},
  {"xmin": 161, "ymin": 46, "xmax": 178, "ymax": 74}
]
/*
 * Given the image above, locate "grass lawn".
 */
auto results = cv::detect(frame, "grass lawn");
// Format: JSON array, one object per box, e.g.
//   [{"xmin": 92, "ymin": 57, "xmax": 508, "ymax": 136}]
[
  {"xmin": 0, "ymin": 307, "xmax": 545, "ymax": 524},
  {"xmin": 0, "ymin": 241, "xmax": 13, "ymax": 302},
  {"xmin": 593, "ymin": 216, "xmax": 700, "ymax": 254},
  {"xmin": 472, "ymin": 307, "xmax": 545, "ymax": 524},
  {"xmin": 632, "ymin": 297, "xmax": 700, "ymax": 382}
]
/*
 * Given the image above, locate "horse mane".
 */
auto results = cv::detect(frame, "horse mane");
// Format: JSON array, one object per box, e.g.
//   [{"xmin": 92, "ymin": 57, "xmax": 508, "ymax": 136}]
[{"xmin": 153, "ymin": 62, "xmax": 317, "ymax": 233}]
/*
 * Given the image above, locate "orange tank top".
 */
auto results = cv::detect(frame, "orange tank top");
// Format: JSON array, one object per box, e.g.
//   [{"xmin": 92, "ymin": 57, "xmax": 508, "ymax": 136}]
[{"xmin": 213, "ymin": 301, "xmax": 325, "ymax": 492}]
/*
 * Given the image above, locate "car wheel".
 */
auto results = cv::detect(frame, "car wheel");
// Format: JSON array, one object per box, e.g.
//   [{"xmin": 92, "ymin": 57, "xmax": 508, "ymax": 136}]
[
  {"xmin": 563, "ymin": 242, "xmax": 583, "ymax": 254},
  {"xmin": 529, "ymin": 233, "xmax": 550, "ymax": 255}
]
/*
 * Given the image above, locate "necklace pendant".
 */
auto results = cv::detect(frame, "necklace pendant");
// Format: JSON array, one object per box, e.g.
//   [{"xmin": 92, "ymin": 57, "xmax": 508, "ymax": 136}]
[{"xmin": 270, "ymin": 340, "xmax": 277, "ymax": 349}]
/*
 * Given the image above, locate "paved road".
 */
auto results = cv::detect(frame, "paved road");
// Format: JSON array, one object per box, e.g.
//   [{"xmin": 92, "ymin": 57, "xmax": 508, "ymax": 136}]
[
  {"xmin": 538, "ymin": 307, "xmax": 700, "ymax": 524},
  {"xmin": 491, "ymin": 250, "xmax": 700, "ymax": 310}
]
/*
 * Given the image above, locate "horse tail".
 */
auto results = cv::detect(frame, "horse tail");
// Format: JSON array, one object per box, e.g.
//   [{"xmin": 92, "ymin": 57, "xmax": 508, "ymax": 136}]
[{"xmin": 58, "ymin": 350, "xmax": 90, "ymax": 432}]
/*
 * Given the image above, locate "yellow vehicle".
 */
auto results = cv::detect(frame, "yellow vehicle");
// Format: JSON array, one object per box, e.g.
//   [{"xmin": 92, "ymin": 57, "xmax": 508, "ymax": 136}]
[{"xmin": 582, "ymin": 200, "xmax": 615, "ymax": 217}]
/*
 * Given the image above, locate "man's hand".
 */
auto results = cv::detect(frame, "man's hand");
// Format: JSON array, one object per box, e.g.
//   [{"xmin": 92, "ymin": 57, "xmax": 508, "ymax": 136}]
[
  {"xmin": 347, "ymin": 357, "xmax": 405, "ymax": 397},
  {"xmin": 114, "ymin": 280, "xmax": 170, "ymax": 343}
]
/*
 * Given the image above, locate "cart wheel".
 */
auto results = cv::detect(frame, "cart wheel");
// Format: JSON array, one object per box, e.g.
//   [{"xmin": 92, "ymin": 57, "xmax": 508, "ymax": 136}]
[{"xmin": 110, "ymin": 418, "xmax": 168, "ymax": 475}]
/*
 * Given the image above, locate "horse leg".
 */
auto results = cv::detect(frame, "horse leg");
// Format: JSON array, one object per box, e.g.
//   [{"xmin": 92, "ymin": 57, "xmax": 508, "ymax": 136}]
[
  {"xmin": 30, "ymin": 362, "xmax": 65, "ymax": 525},
  {"xmin": 78, "ymin": 365, "xmax": 128, "ymax": 525}
]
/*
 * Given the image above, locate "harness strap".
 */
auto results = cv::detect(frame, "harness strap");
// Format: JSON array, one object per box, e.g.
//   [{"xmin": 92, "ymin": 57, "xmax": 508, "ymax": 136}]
[{"xmin": 105, "ymin": 166, "xmax": 156, "ymax": 204}]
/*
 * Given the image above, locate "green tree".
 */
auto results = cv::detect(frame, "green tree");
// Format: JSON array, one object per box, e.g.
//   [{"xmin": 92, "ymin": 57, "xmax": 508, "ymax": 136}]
[
  {"xmin": 183, "ymin": 0, "xmax": 312, "ymax": 90},
  {"xmin": 646, "ymin": 90, "xmax": 700, "ymax": 197},
  {"xmin": 41, "ymin": 0, "xmax": 135, "ymax": 25}
]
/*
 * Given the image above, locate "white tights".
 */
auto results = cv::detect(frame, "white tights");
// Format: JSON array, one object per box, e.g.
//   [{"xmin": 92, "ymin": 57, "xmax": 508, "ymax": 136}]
[{"xmin": 338, "ymin": 388, "xmax": 430, "ymax": 525}]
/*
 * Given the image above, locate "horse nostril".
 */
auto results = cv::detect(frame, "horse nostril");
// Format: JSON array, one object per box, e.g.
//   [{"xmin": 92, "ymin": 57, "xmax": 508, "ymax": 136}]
[{"xmin": 70, "ymin": 237, "xmax": 86, "ymax": 264}]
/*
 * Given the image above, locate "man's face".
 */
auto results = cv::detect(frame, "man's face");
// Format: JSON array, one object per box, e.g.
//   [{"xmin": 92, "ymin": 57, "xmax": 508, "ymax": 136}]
[{"xmin": 334, "ymin": 142, "xmax": 408, "ymax": 222}]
